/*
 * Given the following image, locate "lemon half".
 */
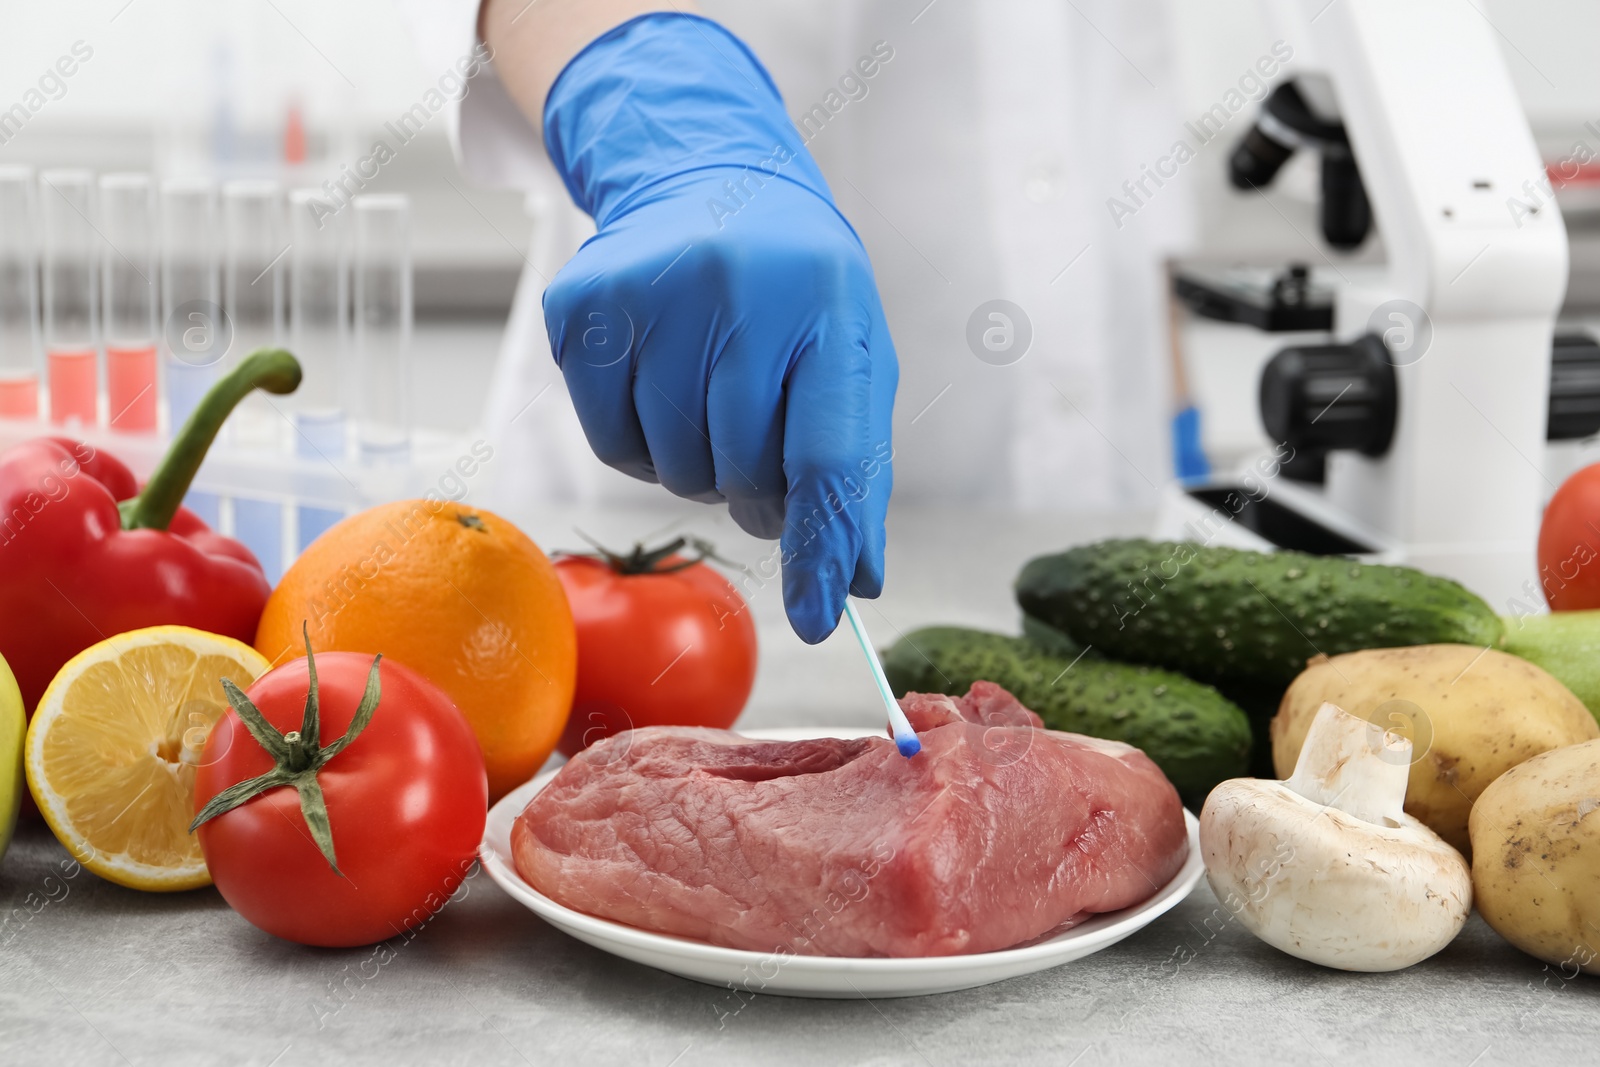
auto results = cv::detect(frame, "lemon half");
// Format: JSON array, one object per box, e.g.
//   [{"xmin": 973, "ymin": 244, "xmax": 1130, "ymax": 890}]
[{"xmin": 25, "ymin": 626, "xmax": 270, "ymax": 891}]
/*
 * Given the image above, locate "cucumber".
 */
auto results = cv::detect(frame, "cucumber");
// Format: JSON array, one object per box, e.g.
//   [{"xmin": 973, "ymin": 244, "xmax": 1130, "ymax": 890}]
[
  {"xmin": 1024, "ymin": 606, "xmax": 1277, "ymax": 777},
  {"xmin": 1019, "ymin": 611, "xmax": 1084, "ymax": 659},
  {"xmin": 1500, "ymin": 611, "xmax": 1600, "ymax": 725},
  {"xmin": 1015, "ymin": 539, "xmax": 1503, "ymax": 692},
  {"xmin": 881, "ymin": 626, "xmax": 1251, "ymax": 803}
]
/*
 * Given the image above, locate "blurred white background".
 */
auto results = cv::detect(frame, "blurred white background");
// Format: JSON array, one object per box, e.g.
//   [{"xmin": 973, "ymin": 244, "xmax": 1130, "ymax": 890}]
[{"xmin": 6, "ymin": 0, "xmax": 1600, "ymax": 459}]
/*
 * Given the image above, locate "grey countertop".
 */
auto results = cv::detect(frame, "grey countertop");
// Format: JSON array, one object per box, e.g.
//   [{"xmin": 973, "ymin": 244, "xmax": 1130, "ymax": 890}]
[{"xmin": 4, "ymin": 503, "xmax": 1598, "ymax": 1066}]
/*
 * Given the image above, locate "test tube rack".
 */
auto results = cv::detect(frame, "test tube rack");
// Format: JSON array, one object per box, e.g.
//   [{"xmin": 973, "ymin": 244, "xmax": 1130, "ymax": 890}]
[{"xmin": 0, "ymin": 414, "xmax": 489, "ymax": 564}]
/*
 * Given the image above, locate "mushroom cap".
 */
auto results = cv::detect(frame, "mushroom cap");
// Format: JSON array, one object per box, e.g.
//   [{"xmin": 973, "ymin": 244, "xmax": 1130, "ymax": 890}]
[{"xmin": 1200, "ymin": 777, "xmax": 1472, "ymax": 972}]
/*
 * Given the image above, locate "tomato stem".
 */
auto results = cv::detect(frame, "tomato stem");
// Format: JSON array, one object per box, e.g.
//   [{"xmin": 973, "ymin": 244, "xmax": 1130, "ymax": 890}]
[
  {"xmin": 188, "ymin": 622, "xmax": 383, "ymax": 877},
  {"xmin": 559, "ymin": 531, "xmax": 747, "ymax": 576}
]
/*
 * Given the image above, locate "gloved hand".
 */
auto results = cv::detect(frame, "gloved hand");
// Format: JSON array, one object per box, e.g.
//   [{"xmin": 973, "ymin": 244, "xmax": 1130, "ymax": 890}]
[{"xmin": 541, "ymin": 13, "xmax": 897, "ymax": 643}]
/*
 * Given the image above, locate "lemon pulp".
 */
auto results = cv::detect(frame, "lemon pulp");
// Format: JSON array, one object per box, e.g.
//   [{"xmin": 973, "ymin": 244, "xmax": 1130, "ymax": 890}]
[{"xmin": 27, "ymin": 627, "xmax": 269, "ymax": 890}]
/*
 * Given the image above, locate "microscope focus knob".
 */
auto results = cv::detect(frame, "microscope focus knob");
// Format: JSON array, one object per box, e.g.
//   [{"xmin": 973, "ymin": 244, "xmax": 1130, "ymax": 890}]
[{"xmin": 1259, "ymin": 333, "xmax": 1397, "ymax": 457}]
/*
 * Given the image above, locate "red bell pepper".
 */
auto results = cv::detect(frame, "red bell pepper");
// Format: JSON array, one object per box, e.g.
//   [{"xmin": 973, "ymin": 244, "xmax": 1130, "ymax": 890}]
[{"xmin": 0, "ymin": 349, "xmax": 301, "ymax": 713}]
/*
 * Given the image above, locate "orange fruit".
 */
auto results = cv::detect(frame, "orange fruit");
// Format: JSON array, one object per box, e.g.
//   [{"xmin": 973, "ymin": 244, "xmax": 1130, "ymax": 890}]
[{"xmin": 255, "ymin": 500, "xmax": 575, "ymax": 801}]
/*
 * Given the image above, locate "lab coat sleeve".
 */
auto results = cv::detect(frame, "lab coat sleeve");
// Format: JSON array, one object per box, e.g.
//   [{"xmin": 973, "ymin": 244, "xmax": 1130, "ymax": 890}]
[{"xmin": 391, "ymin": 0, "xmax": 551, "ymax": 190}]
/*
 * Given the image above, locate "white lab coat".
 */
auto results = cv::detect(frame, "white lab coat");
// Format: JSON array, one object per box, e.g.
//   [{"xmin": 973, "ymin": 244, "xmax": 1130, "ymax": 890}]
[{"xmin": 400, "ymin": 0, "xmax": 1193, "ymax": 514}]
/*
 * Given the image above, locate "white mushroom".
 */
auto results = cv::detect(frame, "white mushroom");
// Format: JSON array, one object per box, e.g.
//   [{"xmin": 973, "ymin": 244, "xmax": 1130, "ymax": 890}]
[{"xmin": 1199, "ymin": 701, "xmax": 1471, "ymax": 972}]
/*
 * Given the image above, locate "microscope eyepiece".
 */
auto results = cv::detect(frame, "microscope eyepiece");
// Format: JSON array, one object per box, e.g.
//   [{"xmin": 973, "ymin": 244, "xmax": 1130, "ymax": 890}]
[
  {"xmin": 1228, "ymin": 126, "xmax": 1296, "ymax": 191},
  {"xmin": 1229, "ymin": 79, "xmax": 1373, "ymax": 249}
]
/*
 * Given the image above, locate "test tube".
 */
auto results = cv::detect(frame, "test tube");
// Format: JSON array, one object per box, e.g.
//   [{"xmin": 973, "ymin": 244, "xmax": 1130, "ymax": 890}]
[
  {"xmin": 0, "ymin": 167, "xmax": 40, "ymax": 419},
  {"xmin": 40, "ymin": 170, "xmax": 97, "ymax": 426},
  {"xmin": 224, "ymin": 180, "xmax": 285, "ymax": 364},
  {"xmin": 353, "ymin": 194, "xmax": 411, "ymax": 464},
  {"xmin": 161, "ymin": 178, "xmax": 221, "ymax": 526},
  {"xmin": 100, "ymin": 174, "xmax": 158, "ymax": 433},
  {"xmin": 289, "ymin": 187, "xmax": 348, "ymax": 549},
  {"xmin": 223, "ymin": 179, "xmax": 286, "ymax": 581}
]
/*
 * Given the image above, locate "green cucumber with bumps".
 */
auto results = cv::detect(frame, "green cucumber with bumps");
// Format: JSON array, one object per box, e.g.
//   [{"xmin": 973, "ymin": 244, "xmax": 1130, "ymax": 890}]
[
  {"xmin": 881, "ymin": 626, "xmax": 1251, "ymax": 803},
  {"xmin": 1020, "ymin": 611, "xmax": 1082, "ymax": 659},
  {"xmin": 1015, "ymin": 538, "xmax": 1504, "ymax": 692}
]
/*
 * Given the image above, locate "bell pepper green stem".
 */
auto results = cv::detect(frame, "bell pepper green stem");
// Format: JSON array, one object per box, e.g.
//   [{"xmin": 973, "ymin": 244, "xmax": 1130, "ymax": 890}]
[{"xmin": 120, "ymin": 348, "xmax": 302, "ymax": 532}]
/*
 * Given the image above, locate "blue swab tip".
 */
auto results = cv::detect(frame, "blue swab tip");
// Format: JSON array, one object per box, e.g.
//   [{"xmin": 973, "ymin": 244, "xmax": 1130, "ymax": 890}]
[{"xmin": 895, "ymin": 734, "xmax": 921, "ymax": 758}]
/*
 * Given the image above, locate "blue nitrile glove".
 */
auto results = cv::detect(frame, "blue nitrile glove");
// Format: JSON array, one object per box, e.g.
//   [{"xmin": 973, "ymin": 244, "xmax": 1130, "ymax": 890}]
[{"xmin": 541, "ymin": 13, "xmax": 897, "ymax": 644}]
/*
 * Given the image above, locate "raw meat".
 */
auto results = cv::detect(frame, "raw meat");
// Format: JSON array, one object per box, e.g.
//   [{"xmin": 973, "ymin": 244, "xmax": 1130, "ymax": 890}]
[{"xmin": 512, "ymin": 682, "xmax": 1189, "ymax": 957}]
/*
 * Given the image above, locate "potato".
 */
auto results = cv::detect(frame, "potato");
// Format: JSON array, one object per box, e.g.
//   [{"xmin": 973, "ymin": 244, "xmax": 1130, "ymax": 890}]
[
  {"xmin": 1469, "ymin": 738, "xmax": 1600, "ymax": 974},
  {"xmin": 1271, "ymin": 645, "xmax": 1598, "ymax": 855}
]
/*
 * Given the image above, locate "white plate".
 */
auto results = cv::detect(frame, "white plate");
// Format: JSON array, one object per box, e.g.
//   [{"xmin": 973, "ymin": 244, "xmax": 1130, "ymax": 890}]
[{"xmin": 480, "ymin": 726, "xmax": 1204, "ymax": 999}]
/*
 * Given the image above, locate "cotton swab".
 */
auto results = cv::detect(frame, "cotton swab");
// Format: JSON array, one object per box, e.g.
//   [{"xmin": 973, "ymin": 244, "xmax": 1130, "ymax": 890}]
[{"xmin": 842, "ymin": 600, "xmax": 921, "ymax": 758}]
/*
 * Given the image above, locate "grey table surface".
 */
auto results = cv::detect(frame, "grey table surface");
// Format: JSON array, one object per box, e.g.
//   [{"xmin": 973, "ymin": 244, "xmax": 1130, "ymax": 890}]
[{"xmin": 4, "ymin": 503, "xmax": 1597, "ymax": 1066}]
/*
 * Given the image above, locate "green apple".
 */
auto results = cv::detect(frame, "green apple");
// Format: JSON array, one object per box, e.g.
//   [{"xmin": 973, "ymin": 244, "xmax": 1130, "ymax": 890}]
[{"xmin": 0, "ymin": 653, "xmax": 23, "ymax": 864}]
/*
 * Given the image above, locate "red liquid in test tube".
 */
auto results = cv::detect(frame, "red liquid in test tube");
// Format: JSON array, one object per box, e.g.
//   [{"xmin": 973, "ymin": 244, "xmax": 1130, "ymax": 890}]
[
  {"xmin": 41, "ymin": 170, "xmax": 98, "ymax": 427},
  {"xmin": 0, "ymin": 378, "xmax": 38, "ymax": 417},
  {"xmin": 47, "ymin": 347, "xmax": 97, "ymax": 424},
  {"xmin": 101, "ymin": 174, "xmax": 158, "ymax": 433},
  {"xmin": 107, "ymin": 344, "xmax": 157, "ymax": 430},
  {"xmin": 0, "ymin": 166, "xmax": 41, "ymax": 420}
]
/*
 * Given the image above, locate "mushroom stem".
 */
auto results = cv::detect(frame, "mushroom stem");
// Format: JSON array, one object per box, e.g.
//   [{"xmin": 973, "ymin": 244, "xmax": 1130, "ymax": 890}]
[{"xmin": 1285, "ymin": 700, "xmax": 1409, "ymax": 826}]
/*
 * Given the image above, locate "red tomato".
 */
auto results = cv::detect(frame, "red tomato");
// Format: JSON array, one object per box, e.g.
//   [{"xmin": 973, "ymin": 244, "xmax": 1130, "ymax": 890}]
[
  {"xmin": 554, "ymin": 542, "xmax": 757, "ymax": 756},
  {"xmin": 193, "ymin": 653, "xmax": 487, "ymax": 947},
  {"xmin": 1539, "ymin": 462, "xmax": 1600, "ymax": 610}
]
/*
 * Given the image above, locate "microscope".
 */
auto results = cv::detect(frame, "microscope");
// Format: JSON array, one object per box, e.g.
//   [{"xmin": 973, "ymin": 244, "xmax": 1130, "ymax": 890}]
[{"xmin": 1165, "ymin": 0, "xmax": 1597, "ymax": 610}]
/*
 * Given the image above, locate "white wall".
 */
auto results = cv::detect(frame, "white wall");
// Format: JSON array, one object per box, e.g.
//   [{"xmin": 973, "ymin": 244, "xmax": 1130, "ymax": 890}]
[
  {"xmin": 8, "ymin": 1, "xmax": 1598, "ymax": 134},
  {"xmin": 0, "ymin": 0, "xmax": 434, "ymax": 131},
  {"xmin": 1163, "ymin": 0, "xmax": 1600, "ymax": 131},
  {"xmin": 6, "ymin": 0, "xmax": 1598, "ymax": 308}
]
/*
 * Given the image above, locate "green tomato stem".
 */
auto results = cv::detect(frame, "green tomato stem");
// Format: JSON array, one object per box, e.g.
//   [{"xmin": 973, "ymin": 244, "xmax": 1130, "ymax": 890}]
[
  {"xmin": 188, "ymin": 624, "xmax": 382, "ymax": 877},
  {"xmin": 563, "ymin": 532, "xmax": 743, "ymax": 576}
]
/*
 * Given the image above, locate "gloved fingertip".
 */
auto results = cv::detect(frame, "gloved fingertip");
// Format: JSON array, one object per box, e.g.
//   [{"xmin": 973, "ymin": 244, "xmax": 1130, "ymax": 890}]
[
  {"xmin": 783, "ymin": 559, "xmax": 848, "ymax": 645},
  {"xmin": 615, "ymin": 459, "xmax": 660, "ymax": 485},
  {"xmin": 848, "ymin": 515, "xmax": 885, "ymax": 599},
  {"xmin": 847, "ymin": 562, "xmax": 883, "ymax": 601},
  {"xmin": 727, "ymin": 496, "xmax": 786, "ymax": 541}
]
